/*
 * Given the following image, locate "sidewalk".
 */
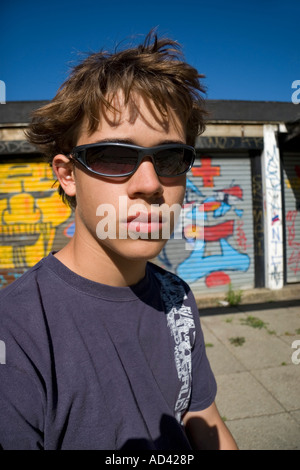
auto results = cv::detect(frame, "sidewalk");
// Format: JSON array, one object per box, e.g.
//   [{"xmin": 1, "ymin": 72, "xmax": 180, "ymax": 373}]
[{"xmin": 197, "ymin": 286, "xmax": 300, "ymax": 450}]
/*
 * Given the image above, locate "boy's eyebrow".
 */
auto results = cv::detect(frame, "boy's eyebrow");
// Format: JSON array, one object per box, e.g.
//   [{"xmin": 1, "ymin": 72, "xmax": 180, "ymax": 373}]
[
  {"xmin": 94, "ymin": 138, "xmax": 135, "ymax": 145},
  {"xmin": 93, "ymin": 138, "xmax": 186, "ymax": 146}
]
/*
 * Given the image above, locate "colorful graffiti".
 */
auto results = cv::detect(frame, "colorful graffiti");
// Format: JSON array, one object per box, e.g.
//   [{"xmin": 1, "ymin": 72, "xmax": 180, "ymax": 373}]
[
  {"xmin": 158, "ymin": 156, "xmax": 251, "ymax": 289},
  {"xmin": 286, "ymin": 210, "xmax": 300, "ymax": 277},
  {"xmin": 0, "ymin": 162, "xmax": 73, "ymax": 270},
  {"xmin": 284, "ymin": 162, "xmax": 300, "ymax": 281}
]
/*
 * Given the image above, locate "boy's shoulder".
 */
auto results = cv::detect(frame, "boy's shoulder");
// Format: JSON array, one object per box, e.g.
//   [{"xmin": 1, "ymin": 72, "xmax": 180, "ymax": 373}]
[
  {"xmin": 147, "ymin": 262, "xmax": 191, "ymax": 305},
  {"xmin": 148, "ymin": 261, "xmax": 190, "ymax": 288}
]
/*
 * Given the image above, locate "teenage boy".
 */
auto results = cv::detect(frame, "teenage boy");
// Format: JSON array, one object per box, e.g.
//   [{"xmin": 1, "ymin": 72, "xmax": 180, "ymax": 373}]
[{"xmin": 0, "ymin": 31, "xmax": 238, "ymax": 450}]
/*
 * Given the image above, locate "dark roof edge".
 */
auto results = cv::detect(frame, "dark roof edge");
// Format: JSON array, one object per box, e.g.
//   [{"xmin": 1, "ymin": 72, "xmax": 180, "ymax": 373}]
[
  {"xmin": 205, "ymin": 100, "xmax": 300, "ymax": 124},
  {"xmin": 1, "ymin": 99, "xmax": 300, "ymax": 125}
]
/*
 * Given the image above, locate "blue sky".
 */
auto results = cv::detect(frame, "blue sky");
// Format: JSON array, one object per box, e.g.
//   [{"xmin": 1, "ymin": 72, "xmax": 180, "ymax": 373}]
[{"xmin": 1, "ymin": 0, "xmax": 299, "ymax": 103}]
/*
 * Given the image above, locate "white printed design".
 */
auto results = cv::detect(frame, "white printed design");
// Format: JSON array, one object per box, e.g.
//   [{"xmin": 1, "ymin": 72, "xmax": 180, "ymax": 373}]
[{"xmin": 155, "ymin": 272, "xmax": 195, "ymax": 423}]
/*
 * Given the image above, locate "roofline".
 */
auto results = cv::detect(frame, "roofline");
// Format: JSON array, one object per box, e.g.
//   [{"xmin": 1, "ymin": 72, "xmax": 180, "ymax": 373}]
[{"xmin": 0, "ymin": 99, "xmax": 300, "ymax": 125}]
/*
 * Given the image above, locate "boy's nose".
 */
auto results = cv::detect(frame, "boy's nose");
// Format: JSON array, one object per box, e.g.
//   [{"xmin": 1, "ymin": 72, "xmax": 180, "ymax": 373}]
[{"xmin": 126, "ymin": 157, "xmax": 164, "ymax": 200}]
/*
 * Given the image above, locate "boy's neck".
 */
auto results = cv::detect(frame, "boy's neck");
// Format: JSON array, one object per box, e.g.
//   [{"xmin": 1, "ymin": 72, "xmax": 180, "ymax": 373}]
[{"xmin": 54, "ymin": 235, "xmax": 147, "ymax": 288}]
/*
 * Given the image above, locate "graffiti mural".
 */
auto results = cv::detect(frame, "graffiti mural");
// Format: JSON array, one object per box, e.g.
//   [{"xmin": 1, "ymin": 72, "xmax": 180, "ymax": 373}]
[
  {"xmin": 286, "ymin": 210, "xmax": 300, "ymax": 277},
  {"xmin": 0, "ymin": 162, "xmax": 73, "ymax": 272},
  {"xmin": 157, "ymin": 156, "xmax": 253, "ymax": 291},
  {"xmin": 284, "ymin": 162, "xmax": 300, "ymax": 282}
]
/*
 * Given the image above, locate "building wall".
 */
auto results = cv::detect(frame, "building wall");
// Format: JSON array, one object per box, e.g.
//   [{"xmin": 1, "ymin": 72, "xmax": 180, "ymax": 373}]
[
  {"xmin": 0, "ymin": 157, "xmax": 74, "ymax": 288},
  {"xmin": 0, "ymin": 119, "xmax": 299, "ymax": 293},
  {"xmin": 153, "ymin": 154, "xmax": 255, "ymax": 295}
]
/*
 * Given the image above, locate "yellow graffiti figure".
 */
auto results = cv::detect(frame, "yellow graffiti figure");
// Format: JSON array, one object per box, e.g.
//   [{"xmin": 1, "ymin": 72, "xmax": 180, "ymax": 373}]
[{"xmin": 0, "ymin": 162, "xmax": 72, "ymax": 268}]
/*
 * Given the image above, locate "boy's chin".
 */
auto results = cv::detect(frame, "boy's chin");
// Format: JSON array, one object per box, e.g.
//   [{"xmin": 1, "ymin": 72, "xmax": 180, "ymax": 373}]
[{"xmin": 101, "ymin": 237, "xmax": 169, "ymax": 261}]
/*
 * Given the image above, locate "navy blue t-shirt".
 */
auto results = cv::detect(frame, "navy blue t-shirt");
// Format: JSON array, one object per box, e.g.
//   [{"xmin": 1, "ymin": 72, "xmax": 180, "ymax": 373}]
[{"xmin": 0, "ymin": 253, "xmax": 216, "ymax": 450}]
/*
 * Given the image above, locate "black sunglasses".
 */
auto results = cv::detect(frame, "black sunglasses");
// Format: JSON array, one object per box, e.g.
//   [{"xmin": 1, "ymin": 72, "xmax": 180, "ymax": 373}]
[{"xmin": 69, "ymin": 142, "xmax": 195, "ymax": 178}]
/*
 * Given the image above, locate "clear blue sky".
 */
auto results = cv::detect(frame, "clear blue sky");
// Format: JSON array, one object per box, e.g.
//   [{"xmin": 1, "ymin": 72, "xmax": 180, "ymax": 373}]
[{"xmin": 1, "ymin": 0, "xmax": 299, "ymax": 103}]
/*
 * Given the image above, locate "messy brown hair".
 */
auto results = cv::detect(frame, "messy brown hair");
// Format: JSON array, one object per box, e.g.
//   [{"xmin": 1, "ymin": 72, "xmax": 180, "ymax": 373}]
[{"xmin": 26, "ymin": 30, "xmax": 207, "ymax": 208}]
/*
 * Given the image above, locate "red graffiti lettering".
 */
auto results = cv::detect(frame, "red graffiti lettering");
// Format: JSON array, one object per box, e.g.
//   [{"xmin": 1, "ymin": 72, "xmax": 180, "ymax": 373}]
[
  {"xmin": 286, "ymin": 210, "xmax": 300, "ymax": 248},
  {"xmin": 288, "ymin": 250, "xmax": 300, "ymax": 275},
  {"xmin": 236, "ymin": 220, "xmax": 252, "ymax": 251},
  {"xmin": 286, "ymin": 210, "xmax": 300, "ymax": 275}
]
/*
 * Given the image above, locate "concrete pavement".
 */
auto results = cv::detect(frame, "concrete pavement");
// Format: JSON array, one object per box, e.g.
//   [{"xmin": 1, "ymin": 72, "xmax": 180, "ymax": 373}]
[{"xmin": 197, "ymin": 289, "xmax": 300, "ymax": 450}]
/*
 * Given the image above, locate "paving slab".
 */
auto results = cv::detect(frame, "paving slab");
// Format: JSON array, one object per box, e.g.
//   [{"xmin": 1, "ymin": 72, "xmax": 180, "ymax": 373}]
[
  {"xmin": 237, "ymin": 306, "xmax": 300, "ymax": 337},
  {"xmin": 199, "ymin": 300, "xmax": 300, "ymax": 450},
  {"xmin": 214, "ymin": 372, "xmax": 284, "ymax": 420},
  {"xmin": 225, "ymin": 413, "xmax": 300, "ymax": 450},
  {"xmin": 202, "ymin": 312, "xmax": 292, "ymax": 370},
  {"xmin": 290, "ymin": 410, "xmax": 300, "ymax": 425},
  {"xmin": 227, "ymin": 334, "xmax": 291, "ymax": 370},
  {"xmin": 201, "ymin": 323, "xmax": 246, "ymax": 375},
  {"xmin": 252, "ymin": 365, "xmax": 300, "ymax": 411}
]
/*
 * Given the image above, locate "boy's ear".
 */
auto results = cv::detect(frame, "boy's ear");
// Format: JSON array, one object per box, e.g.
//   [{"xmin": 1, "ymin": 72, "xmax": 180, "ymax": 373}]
[{"xmin": 52, "ymin": 154, "xmax": 76, "ymax": 197}]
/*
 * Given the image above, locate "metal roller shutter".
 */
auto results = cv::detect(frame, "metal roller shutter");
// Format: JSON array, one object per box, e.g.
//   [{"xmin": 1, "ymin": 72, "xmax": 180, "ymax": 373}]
[
  {"xmin": 282, "ymin": 154, "xmax": 300, "ymax": 283},
  {"xmin": 154, "ymin": 154, "xmax": 255, "ymax": 295},
  {"xmin": 0, "ymin": 158, "xmax": 74, "ymax": 287}
]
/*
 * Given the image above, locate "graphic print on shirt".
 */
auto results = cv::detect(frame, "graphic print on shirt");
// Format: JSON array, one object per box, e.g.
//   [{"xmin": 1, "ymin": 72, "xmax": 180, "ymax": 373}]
[{"xmin": 155, "ymin": 272, "xmax": 196, "ymax": 423}]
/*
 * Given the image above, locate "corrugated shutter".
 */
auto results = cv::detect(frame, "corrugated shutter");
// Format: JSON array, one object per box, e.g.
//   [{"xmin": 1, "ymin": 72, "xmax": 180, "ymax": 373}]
[
  {"xmin": 282, "ymin": 154, "xmax": 300, "ymax": 283},
  {"xmin": 0, "ymin": 159, "xmax": 74, "ymax": 287},
  {"xmin": 154, "ymin": 154, "xmax": 255, "ymax": 295}
]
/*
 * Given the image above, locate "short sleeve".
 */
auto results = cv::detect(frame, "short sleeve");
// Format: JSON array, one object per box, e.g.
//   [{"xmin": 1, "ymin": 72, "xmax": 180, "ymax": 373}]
[
  {"xmin": 0, "ymin": 365, "xmax": 44, "ymax": 449},
  {"xmin": 186, "ymin": 291, "xmax": 217, "ymax": 412}
]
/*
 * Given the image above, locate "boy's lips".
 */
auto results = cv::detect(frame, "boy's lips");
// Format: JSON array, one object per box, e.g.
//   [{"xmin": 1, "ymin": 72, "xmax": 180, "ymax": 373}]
[
  {"xmin": 123, "ymin": 212, "xmax": 166, "ymax": 234},
  {"xmin": 126, "ymin": 212, "xmax": 163, "ymax": 223}
]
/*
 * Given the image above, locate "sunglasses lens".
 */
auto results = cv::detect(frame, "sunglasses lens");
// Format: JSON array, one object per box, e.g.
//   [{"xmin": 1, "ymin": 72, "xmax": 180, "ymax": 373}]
[
  {"xmin": 75, "ymin": 144, "xmax": 194, "ymax": 177},
  {"xmin": 154, "ymin": 148, "xmax": 193, "ymax": 176},
  {"xmin": 85, "ymin": 146, "xmax": 138, "ymax": 176}
]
